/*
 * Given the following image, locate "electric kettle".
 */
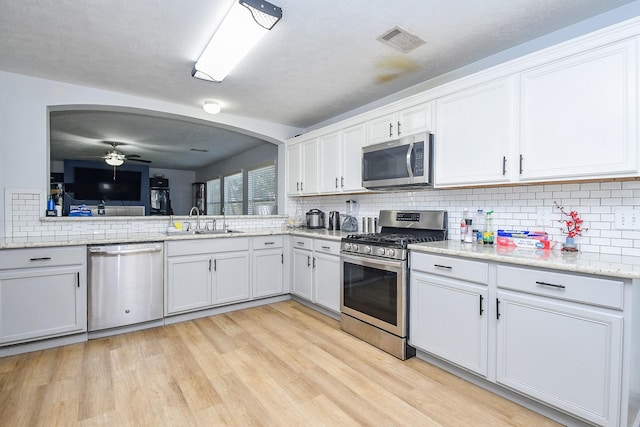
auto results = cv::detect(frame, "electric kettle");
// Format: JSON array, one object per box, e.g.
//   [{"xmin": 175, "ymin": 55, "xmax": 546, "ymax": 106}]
[{"xmin": 328, "ymin": 211, "xmax": 340, "ymax": 230}]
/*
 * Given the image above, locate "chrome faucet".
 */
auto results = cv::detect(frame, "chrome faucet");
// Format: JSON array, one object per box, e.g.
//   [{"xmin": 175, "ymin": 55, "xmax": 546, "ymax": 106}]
[
  {"xmin": 222, "ymin": 206, "xmax": 228, "ymax": 231},
  {"xmin": 189, "ymin": 206, "xmax": 201, "ymax": 230}
]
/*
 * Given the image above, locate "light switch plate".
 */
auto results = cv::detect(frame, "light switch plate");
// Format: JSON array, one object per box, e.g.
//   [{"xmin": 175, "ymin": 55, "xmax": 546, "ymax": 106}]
[{"xmin": 614, "ymin": 209, "xmax": 639, "ymax": 230}]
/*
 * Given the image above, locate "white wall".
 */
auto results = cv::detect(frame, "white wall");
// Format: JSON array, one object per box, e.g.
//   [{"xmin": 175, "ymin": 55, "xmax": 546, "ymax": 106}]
[{"xmin": 0, "ymin": 71, "xmax": 302, "ymax": 238}]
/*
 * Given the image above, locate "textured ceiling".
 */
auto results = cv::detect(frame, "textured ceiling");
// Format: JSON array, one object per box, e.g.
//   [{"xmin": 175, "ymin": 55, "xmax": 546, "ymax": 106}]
[{"xmin": 1, "ymin": 0, "xmax": 636, "ymax": 168}]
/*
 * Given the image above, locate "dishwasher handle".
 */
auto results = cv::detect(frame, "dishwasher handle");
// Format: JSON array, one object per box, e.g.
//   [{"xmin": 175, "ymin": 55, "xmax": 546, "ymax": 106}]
[{"xmin": 89, "ymin": 245, "xmax": 163, "ymax": 256}]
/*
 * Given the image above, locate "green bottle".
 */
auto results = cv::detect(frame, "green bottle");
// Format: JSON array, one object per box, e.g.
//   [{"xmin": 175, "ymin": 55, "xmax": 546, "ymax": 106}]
[{"xmin": 483, "ymin": 211, "xmax": 494, "ymax": 244}]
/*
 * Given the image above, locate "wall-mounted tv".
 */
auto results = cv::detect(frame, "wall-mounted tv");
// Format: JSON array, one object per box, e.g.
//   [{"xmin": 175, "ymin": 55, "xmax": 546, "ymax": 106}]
[{"xmin": 73, "ymin": 167, "xmax": 142, "ymax": 201}]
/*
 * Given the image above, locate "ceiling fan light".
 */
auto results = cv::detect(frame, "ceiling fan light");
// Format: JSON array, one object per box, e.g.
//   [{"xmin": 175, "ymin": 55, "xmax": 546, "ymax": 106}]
[
  {"xmin": 104, "ymin": 152, "xmax": 125, "ymax": 166},
  {"xmin": 192, "ymin": 0, "xmax": 283, "ymax": 82},
  {"xmin": 203, "ymin": 100, "xmax": 221, "ymax": 114}
]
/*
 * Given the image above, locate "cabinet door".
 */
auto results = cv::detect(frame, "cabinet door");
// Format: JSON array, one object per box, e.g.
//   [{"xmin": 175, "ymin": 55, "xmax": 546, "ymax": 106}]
[
  {"xmin": 435, "ymin": 77, "xmax": 516, "ymax": 186},
  {"xmin": 0, "ymin": 266, "xmax": 86, "ymax": 345},
  {"xmin": 496, "ymin": 290, "xmax": 622, "ymax": 427},
  {"xmin": 520, "ymin": 39, "xmax": 638, "ymax": 181},
  {"xmin": 252, "ymin": 248, "xmax": 284, "ymax": 298},
  {"xmin": 367, "ymin": 112, "xmax": 396, "ymax": 145},
  {"xmin": 213, "ymin": 252, "xmax": 250, "ymax": 305},
  {"xmin": 286, "ymin": 143, "xmax": 302, "ymax": 195},
  {"xmin": 340, "ymin": 124, "xmax": 366, "ymax": 192},
  {"xmin": 301, "ymin": 139, "xmax": 318, "ymax": 194},
  {"xmin": 166, "ymin": 255, "xmax": 212, "ymax": 314},
  {"xmin": 410, "ymin": 272, "xmax": 488, "ymax": 376},
  {"xmin": 318, "ymin": 132, "xmax": 342, "ymax": 193},
  {"xmin": 313, "ymin": 252, "xmax": 341, "ymax": 312},
  {"xmin": 397, "ymin": 103, "xmax": 430, "ymax": 137},
  {"xmin": 291, "ymin": 248, "xmax": 313, "ymax": 300}
]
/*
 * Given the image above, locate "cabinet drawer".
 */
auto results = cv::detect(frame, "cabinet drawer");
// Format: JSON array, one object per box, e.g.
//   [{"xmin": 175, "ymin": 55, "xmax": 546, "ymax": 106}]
[
  {"xmin": 410, "ymin": 253, "xmax": 488, "ymax": 285},
  {"xmin": 313, "ymin": 239, "xmax": 341, "ymax": 255},
  {"xmin": 167, "ymin": 237, "xmax": 249, "ymax": 257},
  {"xmin": 0, "ymin": 246, "xmax": 86, "ymax": 270},
  {"xmin": 291, "ymin": 236, "xmax": 313, "ymax": 250},
  {"xmin": 496, "ymin": 265, "xmax": 623, "ymax": 310},
  {"xmin": 253, "ymin": 235, "xmax": 284, "ymax": 249}
]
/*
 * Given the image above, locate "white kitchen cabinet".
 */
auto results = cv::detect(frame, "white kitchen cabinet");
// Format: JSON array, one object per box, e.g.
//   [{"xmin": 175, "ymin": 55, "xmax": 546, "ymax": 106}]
[
  {"xmin": 291, "ymin": 237, "xmax": 313, "ymax": 300},
  {"xmin": 252, "ymin": 236, "xmax": 284, "ymax": 299},
  {"xmin": 519, "ymin": 38, "xmax": 638, "ymax": 181},
  {"xmin": 410, "ymin": 253, "xmax": 489, "ymax": 376},
  {"xmin": 165, "ymin": 238, "xmax": 251, "ymax": 315},
  {"xmin": 312, "ymin": 239, "xmax": 341, "ymax": 312},
  {"xmin": 213, "ymin": 251, "xmax": 250, "ymax": 305},
  {"xmin": 166, "ymin": 254, "xmax": 212, "ymax": 314},
  {"xmin": 318, "ymin": 124, "xmax": 367, "ymax": 194},
  {"xmin": 0, "ymin": 246, "xmax": 87, "ymax": 346},
  {"xmin": 286, "ymin": 138, "xmax": 318, "ymax": 195},
  {"xmin": 367, "ymin": 103, "xmax": 431, "ymax": 145},
  {"xmin": 434, "ymin": 77, "xmax": 516, "ymax": 186},
  {"xmin": 496, "ymin": 265, "xmax": 623, "ymax": 427}
]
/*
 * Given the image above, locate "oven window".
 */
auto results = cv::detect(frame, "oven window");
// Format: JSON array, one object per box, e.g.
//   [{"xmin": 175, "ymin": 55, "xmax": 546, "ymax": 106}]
[{"xmin": 343, "ymin": 262, "xmax": 398, "ymax": 326}]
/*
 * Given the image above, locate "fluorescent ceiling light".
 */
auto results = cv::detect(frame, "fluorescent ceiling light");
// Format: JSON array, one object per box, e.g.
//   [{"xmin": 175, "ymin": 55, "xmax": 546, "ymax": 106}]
[
  {"xmin": 203, "ymin": 100, "xmax": 222, "ymax": 114},
  {"xmin": 192, "ymin": 0, "xmax": 283, "ymax": 82}
]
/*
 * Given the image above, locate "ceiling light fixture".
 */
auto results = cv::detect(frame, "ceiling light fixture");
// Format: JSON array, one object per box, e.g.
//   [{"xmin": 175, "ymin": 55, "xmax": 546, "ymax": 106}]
[
  {"xmin": 191, "ymin": 0, "xmax": 283, "ymax": 82},
  {"xmin": 104, "ymin": 151, "xmax": 125, "ymax": 166},
  {"xmin": 203, "ymin": 100, "xmax": 222, "ymax": 114}
]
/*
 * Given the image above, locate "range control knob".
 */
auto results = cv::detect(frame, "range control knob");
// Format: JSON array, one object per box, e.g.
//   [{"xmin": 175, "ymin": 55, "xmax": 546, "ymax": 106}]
[
  {"xmin": 377, "ymin": 247, "xmax": 386, "ymax": 256},
  {"xmin": 343, "ymin": 243, "xmax": 351, "ymax": 251},
  {"xmin": 387, "ymin": 249, "xmax": 396, "ymax": 258},
  {"xmin": 363, "ymin": 246, "xmax": 371, "ymax": 254},
  {"xmin": 352, "ymin": 244, "xmax": 359, "ymax": 252}
]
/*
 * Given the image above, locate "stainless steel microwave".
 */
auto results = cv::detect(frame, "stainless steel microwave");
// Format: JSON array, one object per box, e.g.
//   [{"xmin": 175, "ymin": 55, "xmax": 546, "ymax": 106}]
[{"xmin": 362, "ymin": 132, "xmax": 433, "ymax": 190}]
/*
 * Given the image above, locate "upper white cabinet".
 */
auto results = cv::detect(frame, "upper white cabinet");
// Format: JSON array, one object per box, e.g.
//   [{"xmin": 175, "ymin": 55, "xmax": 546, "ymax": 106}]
[
  {"xmin": 318, "ymin": 124, "xmax": 367, "ymax": 193},
  {"xmin": 519, "ymin": 38, "xmax": 638, "ymax": 181},
  {"xmin": 367, "ymin": 103, "xmax": 432, "ymax": 145},
  {"xmin": 286, "ymin": 137, "xmax": 318, "ymax": 195},
  {"xmin": 434, "ymin": 77, "xmax": 517, "ymax": 186}
]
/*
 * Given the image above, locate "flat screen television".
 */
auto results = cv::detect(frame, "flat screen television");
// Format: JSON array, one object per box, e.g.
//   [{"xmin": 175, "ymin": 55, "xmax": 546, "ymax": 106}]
[{"xmin": 73, "ymin": 167, "xmax": 142, "ymax": 201}]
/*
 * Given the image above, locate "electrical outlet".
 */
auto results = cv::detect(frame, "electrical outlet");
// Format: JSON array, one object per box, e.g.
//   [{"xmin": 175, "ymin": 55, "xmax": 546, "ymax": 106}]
[
  {"xmin": 536, "ymin": 207, "xmax": 553, "ymax": 227},
  {"xmin": 614, "ymin": 209, "xmax": 639, "ymax": 230}
]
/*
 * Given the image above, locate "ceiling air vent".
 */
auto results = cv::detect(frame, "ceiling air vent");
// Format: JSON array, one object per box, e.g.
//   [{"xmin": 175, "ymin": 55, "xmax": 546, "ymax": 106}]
[{"xmin": 377, "ymin": 26, "xmax": 425, "ymax": 53}]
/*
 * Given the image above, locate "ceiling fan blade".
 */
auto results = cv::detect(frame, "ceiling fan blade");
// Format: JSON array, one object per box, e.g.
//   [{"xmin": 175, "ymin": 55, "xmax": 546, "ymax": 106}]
[{"xmin": 128, "ymin": 158, "xmax": 152, "ymax": 163}]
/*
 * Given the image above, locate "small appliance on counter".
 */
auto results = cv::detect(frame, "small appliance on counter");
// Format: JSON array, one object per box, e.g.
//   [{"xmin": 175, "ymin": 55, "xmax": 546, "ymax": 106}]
[
  {"xmin": 342, "ymin": 200, "xmax": 358, "ymax": 232},
  {"xmin": 328, "ymin": 211, "xmax": 340, "ymax": 230},
  {"xmin": 306, "ymin": 209, "xmax": 325, "ymax": 229}
]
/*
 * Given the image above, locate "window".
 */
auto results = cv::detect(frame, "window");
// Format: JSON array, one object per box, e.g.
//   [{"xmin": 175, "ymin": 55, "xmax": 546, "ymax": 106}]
[
  {"xmin": 206, "ymin": 177, "xmax": 221, "ymax": 215},
  {"xmin": 224, "ymin": 171, "xmax": 243, "ymax": 215},
  {"xmin": 248, "ymin": 164, "xmax": 276, "ymax": 215}
]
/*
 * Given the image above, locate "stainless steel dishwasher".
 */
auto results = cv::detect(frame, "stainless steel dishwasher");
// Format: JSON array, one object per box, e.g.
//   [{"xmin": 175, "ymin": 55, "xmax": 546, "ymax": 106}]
[{"xmin": 88, "ymin": 242, "xmax": 163, "ymax": 331}]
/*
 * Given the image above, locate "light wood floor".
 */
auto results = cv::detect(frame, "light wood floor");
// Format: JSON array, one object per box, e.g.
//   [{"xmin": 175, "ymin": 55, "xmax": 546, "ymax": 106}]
[{"xmin": 0, "ymin": 301, "xmax": 560, "ymax": 426}]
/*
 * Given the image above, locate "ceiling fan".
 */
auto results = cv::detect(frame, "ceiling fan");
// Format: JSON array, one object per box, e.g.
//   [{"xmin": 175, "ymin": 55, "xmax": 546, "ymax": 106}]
[{"xmin": 100, "ymin": 141, "xmax": 151, "ymax": 179}]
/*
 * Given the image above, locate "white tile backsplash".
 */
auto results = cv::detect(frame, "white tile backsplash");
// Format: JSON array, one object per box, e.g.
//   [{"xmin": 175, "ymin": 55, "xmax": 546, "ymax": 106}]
[{"xmin": 286, "ymin": 180, "xmax": 640, "ymax": 254}]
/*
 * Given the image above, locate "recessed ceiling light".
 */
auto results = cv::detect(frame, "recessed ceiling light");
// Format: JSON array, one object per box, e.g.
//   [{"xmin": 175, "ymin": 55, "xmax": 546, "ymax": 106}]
[{"xmin": 203, "ymin": 100, "xmax": 221, "ymax": 114}]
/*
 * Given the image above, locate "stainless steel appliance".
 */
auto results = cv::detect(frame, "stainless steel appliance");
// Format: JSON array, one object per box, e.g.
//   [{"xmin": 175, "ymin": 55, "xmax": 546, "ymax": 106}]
[
  {"xmin": 88, "ymin": 242, "xmax": 164, "ymax": 332},
  {"xmin": 340, "ymin": 210, "xmax": 448, "ymax": 359},
  {"xmin": 306, "ymin": 208, "xmax": 325, "ymax": 229},
  {"xmin": 328, "ymin": 211, "xmax": 340, "ymax": 230},
  {"xmin": 362, "ymin": 132, "xmax": 433, "ymax": 190}
]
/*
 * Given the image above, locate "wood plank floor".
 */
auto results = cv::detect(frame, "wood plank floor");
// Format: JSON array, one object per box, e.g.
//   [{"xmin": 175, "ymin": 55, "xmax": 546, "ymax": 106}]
[{"xmin": 0, "ymin": 301, "xmax": 560, "ymax": 426}]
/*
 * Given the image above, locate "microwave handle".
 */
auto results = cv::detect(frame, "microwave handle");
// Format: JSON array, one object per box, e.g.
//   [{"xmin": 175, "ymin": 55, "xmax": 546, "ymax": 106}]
[{"xmin": 406, "ymin": 143, "xmax": 414, "ymax": 178}]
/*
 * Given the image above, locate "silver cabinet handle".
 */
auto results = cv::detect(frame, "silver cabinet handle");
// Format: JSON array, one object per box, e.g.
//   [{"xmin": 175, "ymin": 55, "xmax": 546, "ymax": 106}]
[
  {"xmin": 389, "ymin": 122, "xmax": 393, "ymax": 137},
  {"xmin": 297, "ymin": 241, "xmax": 305, "ymax": 246},
  {"xmin": 434, "ymin": 264, "xmax": 452, "ymax": 270},
  {"xmin": 341, "ymin": 176, "xmax": 344, "ymax": 188},
  {"xmin": 264, "ymin": 241, "xmax": 275, "ymax": 245},
  {"xmin": 335, "ymin": 177, "xmax": 339, "ymax": 189},
  {"xmin": 321, "ymin": 246, "xmax": 331, "ymax": 250},
  {"xmin": 519, "ymin": 154, "xmax": 524, "ymax": 174},
  {"xmin": 307, "ymin": 255, "xmax": 311, "ymax": 267},
  {"xmin": 397, "ymin": 121, "xmax": 401, "ymax": 135},
  {"xmin": 502, "ymin": 156, "xmax": 507, "ymax": 176},
  {"xmin": 30, "ymin": 257, "xmax": 52, "ymax": 261}
]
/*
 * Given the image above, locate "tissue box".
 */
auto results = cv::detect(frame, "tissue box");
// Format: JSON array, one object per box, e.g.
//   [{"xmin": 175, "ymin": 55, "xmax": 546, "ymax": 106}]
[{"xmin": 496, "ymin": 230, "xmax": 551, "ymax": 249}]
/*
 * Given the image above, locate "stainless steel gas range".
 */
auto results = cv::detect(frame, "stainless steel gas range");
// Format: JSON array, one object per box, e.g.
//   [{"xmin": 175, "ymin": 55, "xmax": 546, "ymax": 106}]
[{"xmin": 340, "ymin": 210, "xmax": 448, "ymax": 360}]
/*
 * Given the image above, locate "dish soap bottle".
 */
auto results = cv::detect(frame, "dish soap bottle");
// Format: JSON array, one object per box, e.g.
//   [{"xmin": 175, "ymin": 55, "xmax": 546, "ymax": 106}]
[
  {"xmin": 460, "ymin": 208, "xmax": 469, "ymax": 242},
  {"xmin": 483, "ymin": 210, "xmax": 495, "ymax": 244}
]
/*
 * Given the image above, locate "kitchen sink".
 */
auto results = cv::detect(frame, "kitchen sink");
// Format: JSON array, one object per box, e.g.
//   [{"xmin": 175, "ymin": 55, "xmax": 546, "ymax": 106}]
[{"xmin": 164, "ymin": 229, "xmax": 243, "ymax": 236}]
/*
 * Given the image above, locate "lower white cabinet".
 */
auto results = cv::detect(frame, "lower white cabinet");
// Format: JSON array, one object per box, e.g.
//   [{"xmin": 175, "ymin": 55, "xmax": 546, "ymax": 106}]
[
  {"xmin": 252, "ymin": 236, "xmax": 284, "ymax": 299},
  {"xmin": 410, "ymin": 271, "xmax": 488, "ymax": 376},
  {"xmin": 165, "ymin": 238, "xmax": 251, "ymax": 315},
  {"xmin": 290, "ymin": 236, "xmax": 341, "ymax": 313},
  {"xmin": 0, "ymin": 246, "xmax": 87, "ymax": 346}
]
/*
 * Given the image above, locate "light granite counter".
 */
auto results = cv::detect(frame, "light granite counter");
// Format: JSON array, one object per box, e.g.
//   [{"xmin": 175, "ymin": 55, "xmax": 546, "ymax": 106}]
[
  {"xmin": 0, "ymin": 227, "xmax": 349, "ymax": 249},
  {"xmin": 409, "ymin": 240, "xmax": 640, "ymax": 280}
]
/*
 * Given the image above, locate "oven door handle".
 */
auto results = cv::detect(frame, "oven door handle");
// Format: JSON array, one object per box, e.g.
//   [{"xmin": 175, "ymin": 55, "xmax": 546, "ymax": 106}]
[
  {"xmin": 340, "ymin": 252, "xmax": 405, "ymax": 271},
  {"xmin": 405, "ymin": 143, "xmax": 414, "ymax": 178}
]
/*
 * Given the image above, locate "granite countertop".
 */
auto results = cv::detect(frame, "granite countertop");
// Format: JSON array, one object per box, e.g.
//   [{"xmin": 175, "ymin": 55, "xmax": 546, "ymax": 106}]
[
  {"xmin": 0, "ymin": 227, "xmax": 348, "ymax": 249},
  {"xmin": 409, "ymin": 240, "xmax": 640, "ymax": 280}
]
